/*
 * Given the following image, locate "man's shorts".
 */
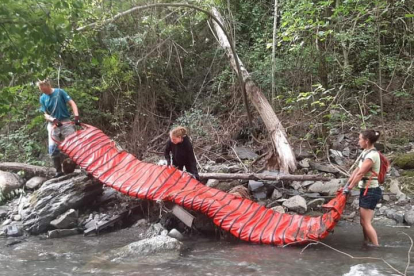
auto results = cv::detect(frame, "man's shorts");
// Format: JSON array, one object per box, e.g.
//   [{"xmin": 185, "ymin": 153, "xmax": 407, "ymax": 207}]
[
  {"xmin": 47, "ymin": 120, "xmax": 75, "ymax": 156},
  {"xmin": 359, "ymin": 187, "xmax": 382, "ymax": 210}
]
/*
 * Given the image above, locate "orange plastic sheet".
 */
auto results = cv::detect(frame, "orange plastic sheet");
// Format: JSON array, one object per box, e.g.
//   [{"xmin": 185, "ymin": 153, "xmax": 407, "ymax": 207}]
[{"xmin": 59, "ymin": 124, "xmax": 347, "ymax": 245}]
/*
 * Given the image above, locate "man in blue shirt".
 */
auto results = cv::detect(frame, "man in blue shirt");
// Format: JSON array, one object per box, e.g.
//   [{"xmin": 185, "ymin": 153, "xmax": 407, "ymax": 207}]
[{"xmin": 38, "ymin": 79, "xmax": 81, "ymax": 177}]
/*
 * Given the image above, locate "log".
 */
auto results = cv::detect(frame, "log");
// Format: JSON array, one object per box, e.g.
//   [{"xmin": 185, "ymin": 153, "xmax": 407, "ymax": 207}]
[
  {"xmin": 0, "ymin": 162, "xmax": 54, "ymax": 177},
  {"xmin": 211, "ymin": 8, "xmax": 297, "ymax": 174},
  {"xmin": 199, "ymin": 173, "xmax": 330, "ymax": 181}
]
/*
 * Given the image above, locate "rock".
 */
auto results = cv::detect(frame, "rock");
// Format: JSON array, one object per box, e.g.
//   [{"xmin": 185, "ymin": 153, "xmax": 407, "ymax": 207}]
[
  {"xmin": 48, "ymin": 228, "xmax": 79, "ymax": 238},
  {"xmin": 389, "ymin": 167, "xmax": 400, "ymax": 177},
  {"xmin": 23, "ymin": 175, "xmax": 102, "ymax": 234},
  {"xmin": 234, "ymin": 147, "xmax": 258, "ymax": 160},
  {"xmin": 301, "ymin": 181, "xmax": 315, "ymax": 188},
  {"xmin": 290, "ymin": 181, "xmax": 302, "ymax": 190},
  {"xmin": 3, "ymin": 224, "xmax": 23, "ymax": 237},
  {"xmin": 0, "ymin": 171, "xmax": 24, "ymax": 195},
  {"xmin": 394, "ymin": 212, "xmax": 405, "ymax": 224},
  {"xmin": 206, "ymin": 179, "xmax": 220, "ymax": 188},
  {"xmin": 378, "ymin": 205, "xmax": 388, "ymax": 215},
  {"xmin": 385, "ymin": 209, "xmax": 396, "ymax": 220},
  {"xmin": 271, "ymin": 206, "xmax": 285, "ymax": 213},
  {"xmin": 309, "ymin": 162, "xmax": 338, "ymax": 174},
  {"xmin": 96, "ymin": 188, "xmax": 118, "ymax": 204},
  {"xmin": 282, "ymin": 195, "xmax": 307, "ymax": 214},
  {"xmin": 389, "ymin": 179, "xmax": 403, "ymax": 196},
  {"xmin": 50, "ymin": 209, "xmax": 78, "ymax": 229},
  {"xmin": 248, "ymin": 180, "xmax": 264, "ymax": 192},
  {"xmin": 342, "ymin": 147, "xmax": 350, "ymax": 157},
  {"xmin": 113, "ymin": 235, "xmax": 182, "ymax": 258},
  {"xmin": 342, "ymin": 211, "xmax": 356, "ymax": 220},
  {"xmin": 404, "ymin": 210, "xmax": 414, "ymax": 225},
  {"xmin": 168, "ymin": 229, "xmax": 184, "ymax": 241},
  {"xmin": 307, "ymin": 179, "xmax": 343, "ymax": 196},
  {"xmin": 330, "ymin": 149, "xmax": 343, "ymax": 158},
  {"xmin": 132, "ymin": 219, "xmax": 147, "ymax": 228},
  {"xmin": 271, "ymin": 189, "xmax": 283, "ymax": 200},
  {"xmin": 351, "ymin": 198, "xmax": 359, "ymax": 210},
  {"xmin": 393, "ymin": 153, "xmax": 414, "ymax": 169},
  {"xmin": 382, "ymin": 194, "xmax": 390, "ymax": 201},
  {"xmin": 397, "ymin": 193, "xmax": 407, "ymax": 201},
  {"xmin": 13, "ymin": 215, "xmax": 21, "ymax": 221},
  {"xmin": 0, "ymin": 206, "xmax": 8, "ymax": 219},
  {"xmin": 307, "ymin": 198, "xmax": 325, "ymax": 209},
  {"xmin": 142, "ymin": 223, "xmax": 166, "ymax": 239},
  {"xmin": 25, "ymin": 176, "xmax": 47, "ymax": 190},
  {"xmin": 298, "ymin": 159, "xmax": 310, "ymax": 168},
  {"xmin": 252, "ymin": 191, "xmax": 267, "ymax": 200},
  {"xmin": 2, "ymin": 219, "xmax": 12, "ymax": 226}
]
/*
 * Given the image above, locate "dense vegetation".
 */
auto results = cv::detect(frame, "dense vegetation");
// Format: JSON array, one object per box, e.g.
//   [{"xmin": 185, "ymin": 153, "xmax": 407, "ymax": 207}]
[{"xmin": 1, "ymin": 0, "xmax": 413, "ymax": 165}]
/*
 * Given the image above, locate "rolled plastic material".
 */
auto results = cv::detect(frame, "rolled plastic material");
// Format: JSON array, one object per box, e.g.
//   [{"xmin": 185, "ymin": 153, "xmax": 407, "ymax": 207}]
[{"xmin": 59, "ymin": 123, "xmax": 346, "ymax": 245}]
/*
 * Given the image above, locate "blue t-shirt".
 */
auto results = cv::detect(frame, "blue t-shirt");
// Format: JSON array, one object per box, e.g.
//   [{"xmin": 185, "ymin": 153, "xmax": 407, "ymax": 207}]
[{"xmin": 39, "ymin": 88, "xmax": 72, "ymax": 120}]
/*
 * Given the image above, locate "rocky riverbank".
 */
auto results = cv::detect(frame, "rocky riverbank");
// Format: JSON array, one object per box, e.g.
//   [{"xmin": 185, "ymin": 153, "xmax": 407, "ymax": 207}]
[{"xmin": 0, "ymin": 138, "xmax": 414, "ymax": 253}]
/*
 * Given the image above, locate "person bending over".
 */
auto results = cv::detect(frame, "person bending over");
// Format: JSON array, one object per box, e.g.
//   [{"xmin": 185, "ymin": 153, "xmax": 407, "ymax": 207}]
[{"xmin": 164, "ymin": 126, "xmax": 199, "ymax": 180}]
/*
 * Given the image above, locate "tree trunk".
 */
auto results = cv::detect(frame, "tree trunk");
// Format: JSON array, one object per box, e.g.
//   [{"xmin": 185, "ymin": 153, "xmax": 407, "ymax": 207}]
[
  {"xmin": 271, "ymin": 0, "xmax": 279, "ymax": 107},
  {"xmin": 199, "ymin": 172, "xmax": 329, "ymax": 181},
  {"xmin": 211, "ymin": 8, "xmax": 297, "ymax": 173}
]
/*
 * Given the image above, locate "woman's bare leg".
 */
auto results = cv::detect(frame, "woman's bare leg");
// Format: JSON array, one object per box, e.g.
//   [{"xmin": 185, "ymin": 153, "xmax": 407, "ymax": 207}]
[{"xmin": 360, "ymin": 207, "xmax": 379, "ymax": 246}]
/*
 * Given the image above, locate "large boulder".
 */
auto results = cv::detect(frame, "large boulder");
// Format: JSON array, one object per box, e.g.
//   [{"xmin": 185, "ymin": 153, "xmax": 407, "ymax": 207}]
[
  {"xmin": 22, "ymin": 174, "xmax": 102, "ymax": 234},
  {"xmin": 394, "ymin": 153, "xmax": 414, "ymax": 169},
  {"xmin": 0, "ymin": 170, "xmax": 24, "ymax": 195}
]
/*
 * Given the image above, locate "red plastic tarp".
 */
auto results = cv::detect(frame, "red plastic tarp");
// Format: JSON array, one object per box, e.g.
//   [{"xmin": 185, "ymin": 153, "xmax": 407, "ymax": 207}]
[{"xmin": 58, "ymin": 123, "xmax": 347, "ymax": 245}]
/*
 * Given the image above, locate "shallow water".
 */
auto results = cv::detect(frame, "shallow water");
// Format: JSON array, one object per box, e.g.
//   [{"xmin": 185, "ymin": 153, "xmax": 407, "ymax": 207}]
[{"xmin": 1, "ymin": 223, "xmax": 413, "ymax": 276}]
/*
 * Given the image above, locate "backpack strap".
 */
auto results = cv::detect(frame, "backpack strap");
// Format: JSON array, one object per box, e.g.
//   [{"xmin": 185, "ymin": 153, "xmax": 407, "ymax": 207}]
[{"xmin": 362, "ymin": 149, "xmax": 380, "ymax": 196}]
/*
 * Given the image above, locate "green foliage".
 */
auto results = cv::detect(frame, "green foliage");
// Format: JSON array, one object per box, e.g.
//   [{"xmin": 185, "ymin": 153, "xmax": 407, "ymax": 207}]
[
  {"xmin": 0, "ymin": 0, "xmax": 413, "ymax": 163},
  {"xmin": 174, "ymin": 108, "xmax": 219, "ymax": 138},
  {"xmin": 0, "ymin": 125, "xmax": 45, "ymax": 165}
]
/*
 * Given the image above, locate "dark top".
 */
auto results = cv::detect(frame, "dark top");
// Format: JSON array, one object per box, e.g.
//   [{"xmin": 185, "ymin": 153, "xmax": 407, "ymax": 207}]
[{"xmin": 164, "ymin": 136, "xmax": 199, "ymax": 179}]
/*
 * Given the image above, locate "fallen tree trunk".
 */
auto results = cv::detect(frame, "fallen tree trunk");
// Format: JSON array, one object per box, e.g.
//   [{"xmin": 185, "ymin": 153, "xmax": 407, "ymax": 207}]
[
  {"xmin": 0, "ymin": 162, "xmax": 54, "ymax": 177},
  {"xmin": 211, "ymin": 8, "xmax": 297, "ymax": 174},
  {"xmin": 199, "ymin": 173, "xmax": 330, "ymax": 181}
]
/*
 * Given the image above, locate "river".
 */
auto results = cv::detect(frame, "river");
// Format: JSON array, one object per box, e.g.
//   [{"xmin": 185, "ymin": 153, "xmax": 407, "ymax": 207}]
[{"xmin": 1, "ymin": 222, "xmax": 413, "ymax": 276}]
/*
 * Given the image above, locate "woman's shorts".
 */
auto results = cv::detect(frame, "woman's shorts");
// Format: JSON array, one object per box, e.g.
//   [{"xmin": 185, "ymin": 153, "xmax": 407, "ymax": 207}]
[{"xmin": 359, "ymin": 187, "xmax": 382, "ymax": 210}]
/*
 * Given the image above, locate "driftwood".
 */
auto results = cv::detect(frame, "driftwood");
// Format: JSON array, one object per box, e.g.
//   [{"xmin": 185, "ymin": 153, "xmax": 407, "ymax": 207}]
[
  {"xmin": 199, "ymin": 172, "xmax": 330, "ymax": 181},
  {"xmin": 211, "ymin": 8, "xmax": 297, "ymax": 174},
  {"xmin": 0, "ymin": 162, "xmax": 54, "ymax": 177}
]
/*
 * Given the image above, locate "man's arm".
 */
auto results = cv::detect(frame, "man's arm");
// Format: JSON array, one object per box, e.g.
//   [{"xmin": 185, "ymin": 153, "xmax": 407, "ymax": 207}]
[{"xmin": 68, "ymin": 100, "xmax": 79, "ymax": 116}]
